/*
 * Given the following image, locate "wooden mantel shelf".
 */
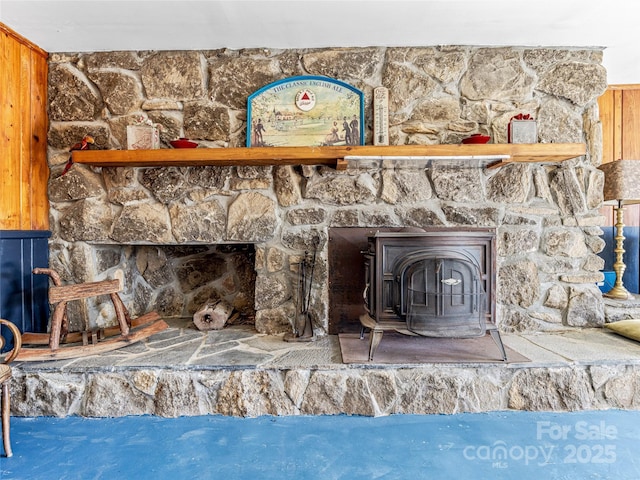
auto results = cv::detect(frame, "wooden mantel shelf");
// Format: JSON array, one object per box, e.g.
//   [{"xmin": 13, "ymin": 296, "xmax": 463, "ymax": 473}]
[{"xmin": 72, "ymin": 143, "xmax": 586, "ymax": 170}]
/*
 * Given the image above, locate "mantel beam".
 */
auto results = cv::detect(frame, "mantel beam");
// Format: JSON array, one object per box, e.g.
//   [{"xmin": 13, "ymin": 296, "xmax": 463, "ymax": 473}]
[{"xmin": 72, "ymin": 143, "xmax": 586, "ymax": 168}]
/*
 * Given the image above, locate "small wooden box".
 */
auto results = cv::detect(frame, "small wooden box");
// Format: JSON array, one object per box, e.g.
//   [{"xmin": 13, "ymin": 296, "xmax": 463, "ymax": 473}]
[
  {"xmin": 127, "ymin": 125, "xmax": 160, "ymax": 150},
  {"xmin": 508, "ymin": 119, "xmax": 537, "ymax": 144}
]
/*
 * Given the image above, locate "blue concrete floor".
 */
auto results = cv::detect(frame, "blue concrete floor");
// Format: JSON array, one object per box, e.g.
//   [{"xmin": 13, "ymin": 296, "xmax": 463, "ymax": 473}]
[{"xmin": 2, "ymin": 410, "xmax": 640, "ymax": 480}]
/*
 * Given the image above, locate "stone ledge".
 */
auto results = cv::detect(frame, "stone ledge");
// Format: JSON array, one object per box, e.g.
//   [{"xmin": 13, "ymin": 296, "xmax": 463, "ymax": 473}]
[{"xmin": 9, "ymin": 322, "xmax": 640, "ymax": 417}]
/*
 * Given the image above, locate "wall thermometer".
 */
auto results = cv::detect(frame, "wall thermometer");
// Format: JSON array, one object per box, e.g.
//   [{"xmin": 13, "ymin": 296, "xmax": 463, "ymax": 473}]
[{"xmin": 373, "ymin": 86, "xmax": 389, "ymax": 146}]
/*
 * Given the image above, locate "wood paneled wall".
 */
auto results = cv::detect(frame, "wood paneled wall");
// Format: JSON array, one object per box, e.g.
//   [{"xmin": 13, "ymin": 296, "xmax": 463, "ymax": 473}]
[
  {"xmin": 0, "ymin": 23, "xmax": 49, "ymax": 231},
  {"xmin": 598, "ymin": 85, "xmax": 640, "ymax": 226}
]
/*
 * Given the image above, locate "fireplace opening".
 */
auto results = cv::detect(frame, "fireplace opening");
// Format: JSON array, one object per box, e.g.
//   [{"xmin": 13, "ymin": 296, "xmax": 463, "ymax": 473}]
[{"xmin": 74, "ymin": 244, "xmax": 256, "ymax": 331}]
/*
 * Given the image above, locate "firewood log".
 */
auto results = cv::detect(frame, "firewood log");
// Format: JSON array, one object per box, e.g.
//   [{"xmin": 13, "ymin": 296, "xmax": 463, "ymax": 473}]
[{"xmin": 193, "ymin": 300, "xmax": 233, "ymax": 330}]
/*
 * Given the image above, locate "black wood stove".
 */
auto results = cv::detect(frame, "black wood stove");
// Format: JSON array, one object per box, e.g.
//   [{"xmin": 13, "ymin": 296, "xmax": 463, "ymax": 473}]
[{"xmin": 360, "ymin": 228, "xmax": 506, "ymax": 361}]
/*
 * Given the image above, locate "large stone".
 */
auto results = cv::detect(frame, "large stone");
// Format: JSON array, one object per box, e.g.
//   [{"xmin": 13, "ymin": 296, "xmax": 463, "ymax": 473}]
[
  {"xmin": 537, "ymin": 98, "xmax": 583, "ymax": 143},
  {"xmin": 216, "ymin": 370, "xmax": 296, "ymax": 417},
  {"xmin": 147, "ymin": 111, "xmax": 182, "ymax": 145},
  {"xmin": 140, "ymin": 51, "xmax": 204, "ymax": 100},
  {"xmin": 87, "ymin": 70, "xmax": 142, "ymax": 115},
  {"xmin": 103, "ymin": 167, "xmax": 136, "ymax": 189},
  {"xmin": 155, "ymin": 373, "xmax": 201, "ymax": 417},
  {"xmin": 49, "ymin": 166, "xmax": 104, "ymax": 201},
  {"xmin": 229, "ymin": 177, "xmax": 271, "ymax": 190},
  {"xmin": 523, "ymin": 48, "xmax": 603, "ymax": 74},
  {"xmin": 287, "ymin": 208, "xmax": 326, "ymax": 225},
  {"xmin": 85, "ymin": 51, "xmax": 141, "ymax": 70},
  {"xmin": 266, "ymin": 247, "xmax": 286, "ymax": 272},
  {"xmin": 393, "ymin": 370, "xmax": 472, "ymax": 414},
  {"xmin": 396, "ymin": 207, "xmax": 445, "ymax": 227},
  {"xmin": 107, "ymin": 188, "xmax": 149, "ymax": 205},
  {"xmin": 254, "ymin": 272, "xmax": 291, "ymax": 310},
  {"xmin": 542, "ymin": 228, "xmax": 588, "ymax": 257},
  {"xmin": 283, "ymin": 370, "xmax": 311, "ymax": 409},
  {"xmin": 83, "ymin": 374, "xmax": 154, "ymax": 416},
  {"xmin": 486, "ymin": 163, "xmax": 531, "ymax": 204},
  {"xmin": 548, "ymin": 167, "xmax": 588, "ymax": 216},
  {"xmin": 111, "ymin": 203, "xmax": 173, "ymax": 243},
  {"xmin": 330, "ymin": 209, "xmax": 360, "ymax": 227},
  {"xmin": 59, "ymin": 199, "xmax": 113, "ymax": 242},
  {"xmin": 460, "ymin": 48, "xmax": 535, "ymax": 102},
  {"xmin": 187, "ymin": 166, "xmax": 232, "ymax": 191},
  {"xmin": 153, "ymin": 285, "xmax": 185, "ymax": 317},
  {"xmin": 538, "ymin": 62, "xmax": 607, "ymax": 106},
  {"xmin": 398, "ymin": 47, "xmax": 467, "ymax": 85},
  {"xmin": 49, "ymin": 64, "xmax": 102, "ymax": 121},
  {"xmin": 360, "ymin": 209, "xmax": 400, "ymax": 227},
  {"xmin": 596, "ymin": 366, "xmax": 640, "ymax": 409},
  {"xmin": 408, "ymin": 96, "xmax": 462, "ymax": 127},
  {"xmin": 226, "ymin": 192, "xmax": 277, "ymax": 242},
  {"xmin": 135, "ymin": 246, "xmax": 174, "ymax": 288},
  {"xmin": 299, "ymin": 371, "xmax": 376, "ymax": 416},
  {"xmin": 509, "ymin": 368, "xmax": 595, "ymax": 411},
  {"xmin": 304, "ymin": 172, "xmax": 378, "ymax": 205},
  {"xmin": 255, "ymin": 304, "xmax": 296, "ymax": 335},
  {"xmin": 532, "ymin": 167, "xmax": 555, "ymax": 204},
  {"xmin": 237, "ymin": 166, "xmax": 271, "ymax": 179},
  {"xmin": 174, "ymin": 251, "xmax": 227, "ymax": 291},
  {"xmin": 584, "ymin": 234, "xmax": 606, "ymax": 254},
  {"xmin": 382, "ymin": 61, "xmax": 439, "ymax": 124},
  {"xmin": 94, "ymin": 246, "xmax": 122, "ymax": 273},
  {"xmin": 10, "ymin": 372, "xmax": 84, "ymax": 416},
  {"xmin": 48, "ymin": 123, "xmax": 111, "ymax": 151},
  {"xmin": 498, "ymin": 261, "xmax": 539, "ymax": 307},
  {"xmin": 302, "ymin": 47, "xmax": 383, "ymax": 80},
  {"xmin": 498, "ymin": 227, "xmax": 539, "ymax": 257},
  {"xmin": 586, "ymin": 169, "xmax": 605, "ymax": 210},
  {"xmin": 273, "ymin": 166, "xmax": 302, "ymax": 207},
  {"xmin": 583, "ymin": 253, "xmax": 605, "ymax": 272},
  {"xmin": 208, "ymin": 56, "xmax": 280, "ymax": 110},
  {"xmin": 544, "ymin": 284, "xmax": 568, "ymax": 309},
  {"xmin": 381, "ymin": 170, "xmax": 432, "ymax": 204},
  {"xmin": 281, "ymin": 229, "xmax": 326, "ymax": 252},
  {"xmin": 566, "ymin": 285, "xmax": 605, "ymax": 327},
  {"xmin": 183, "ymin": 102, "xmax": 231, "ymax": 141},
  {"xmin": 442, "ymin": 206, "xmax": 499, "ymax": 226},
  {"xmin": 139, "ymin": 167, "xmax": 187, "ymax": 204},
  {"xmin": 169, "ymin": 199, "xmax": 226, "ymax": 243},
  {"xmin": 430, "ymin": 167, "xmax": 484, "ymax": 202}
]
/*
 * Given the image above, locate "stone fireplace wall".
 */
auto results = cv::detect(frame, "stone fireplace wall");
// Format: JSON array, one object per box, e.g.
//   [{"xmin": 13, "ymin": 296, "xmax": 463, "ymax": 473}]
[{"xmin": 45, "ymin": 46, "xmax": 608, "ymax": 335}]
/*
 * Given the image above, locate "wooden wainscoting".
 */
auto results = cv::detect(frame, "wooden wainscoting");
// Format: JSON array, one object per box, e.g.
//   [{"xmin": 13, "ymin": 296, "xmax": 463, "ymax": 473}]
[{"xmin": 0, "ymin": 23, "xmax": 49, "ymax": 230}]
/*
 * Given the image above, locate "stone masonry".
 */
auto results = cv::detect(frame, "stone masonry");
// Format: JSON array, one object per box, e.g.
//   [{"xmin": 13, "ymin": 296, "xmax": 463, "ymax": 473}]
[{"xmin": 45, "ymin": 46, "xmax": 608, "ymax": 337}]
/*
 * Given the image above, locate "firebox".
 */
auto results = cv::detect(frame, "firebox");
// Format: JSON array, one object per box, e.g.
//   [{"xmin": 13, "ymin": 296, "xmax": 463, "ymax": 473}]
[{"xmin": 359, "ymin": 228, "xmax": 506, "ymax": 361}]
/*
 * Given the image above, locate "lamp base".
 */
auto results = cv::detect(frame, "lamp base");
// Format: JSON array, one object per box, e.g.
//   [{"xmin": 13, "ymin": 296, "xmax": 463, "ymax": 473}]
[{"xmin": 605, "ymin": 285, "xmax": 632, "ymax": 300}]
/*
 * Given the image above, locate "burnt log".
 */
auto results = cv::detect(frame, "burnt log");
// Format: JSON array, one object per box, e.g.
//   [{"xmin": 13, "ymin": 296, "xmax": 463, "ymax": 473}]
[{"xmin": 193, "ymin": 300, "xmax": 233, "ymax": 331}]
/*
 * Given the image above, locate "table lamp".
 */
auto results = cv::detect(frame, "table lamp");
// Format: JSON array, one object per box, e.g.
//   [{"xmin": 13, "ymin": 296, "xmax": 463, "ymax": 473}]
[{"xmin": 598, "ymin": 160, "xmax": 640, "ymax": 299}]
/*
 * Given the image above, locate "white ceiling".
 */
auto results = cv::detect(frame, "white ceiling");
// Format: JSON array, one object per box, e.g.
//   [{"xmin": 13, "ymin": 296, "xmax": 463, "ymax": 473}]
[{"xmin": 1, "ymin": 0, "xmax": 638, "ymax": 84}]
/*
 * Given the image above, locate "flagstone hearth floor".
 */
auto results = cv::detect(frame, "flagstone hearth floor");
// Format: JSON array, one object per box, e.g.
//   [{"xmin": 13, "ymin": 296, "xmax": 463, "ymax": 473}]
[{"xmin": 14, "ymin": 318, "xmax": 640, "ymax": 372}]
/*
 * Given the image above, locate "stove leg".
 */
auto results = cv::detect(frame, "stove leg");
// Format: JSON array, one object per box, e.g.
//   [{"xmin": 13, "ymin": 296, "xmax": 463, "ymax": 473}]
[
  {"xmin": 487, "ymin": 325, "xmax": 507, "ymax": 361},
  {"xmin": 368, "ymin": 330, "xmax": 383, "ymax": 361}
]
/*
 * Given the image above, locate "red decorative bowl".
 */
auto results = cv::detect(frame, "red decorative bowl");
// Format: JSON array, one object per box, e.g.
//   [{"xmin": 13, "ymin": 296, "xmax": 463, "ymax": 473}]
[
  {"xmin": 462, "ymin": 134, "xmax": 490, "ymax": 144},
  {"xmin": 170, "ymin": 138, "xmax": 198, "ymax": 148}
]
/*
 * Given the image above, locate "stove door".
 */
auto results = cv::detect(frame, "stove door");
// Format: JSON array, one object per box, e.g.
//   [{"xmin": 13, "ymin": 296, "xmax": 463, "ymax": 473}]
[{"xmin": 404, "ymin": 256, "xmax": 485, "ymax": 337}]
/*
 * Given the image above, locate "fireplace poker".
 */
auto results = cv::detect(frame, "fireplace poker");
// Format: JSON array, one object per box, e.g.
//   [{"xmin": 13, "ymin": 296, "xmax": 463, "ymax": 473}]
[{"xmin": 285, "ymin": 236, "xmax": 319, "ymax": 342}]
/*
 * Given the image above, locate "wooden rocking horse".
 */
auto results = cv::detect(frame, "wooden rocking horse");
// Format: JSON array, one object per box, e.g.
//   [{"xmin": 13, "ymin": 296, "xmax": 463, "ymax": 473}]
[{"xmin": 16, "ymin": 268, "xmax": 168, "ymax": 361}]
